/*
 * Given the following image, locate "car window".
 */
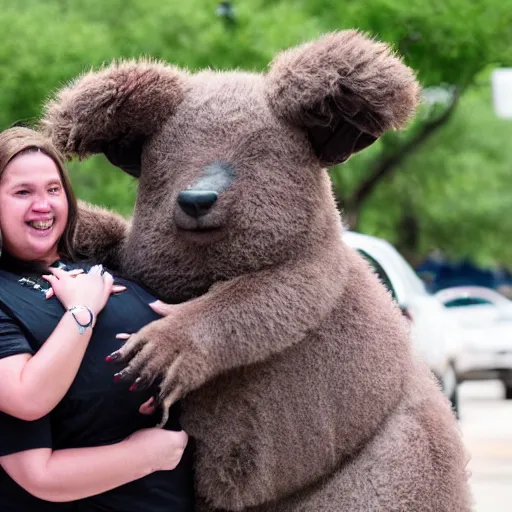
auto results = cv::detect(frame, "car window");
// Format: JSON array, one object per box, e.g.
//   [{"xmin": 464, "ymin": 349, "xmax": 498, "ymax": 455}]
[
  {"xmin": 384, "ymin": 248, "xmax": 427, "ymax": 295},
  {"xmin": 357, "ymin": 249, "xmax": 398, "ymax": 302},
  {"xmin": 443, "ymin": 297, "xmax": 494, "ymax": 308},
  {"xmin": 364, "ymin": 240, "xmax": 427, "ymax": 298}
]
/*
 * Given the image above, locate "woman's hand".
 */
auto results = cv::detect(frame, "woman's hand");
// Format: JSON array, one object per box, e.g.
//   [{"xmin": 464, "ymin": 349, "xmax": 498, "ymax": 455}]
[
  {"xmin": 42, "ymin": 265, "xmax": 121, "ymax": 317},
  {"xmin": 125, "ymin": 428, "xmax": 189, "ymax": 472},
  {"xmin": 43, "ymin": 269, "xmax": 83, "ymax": 299}
]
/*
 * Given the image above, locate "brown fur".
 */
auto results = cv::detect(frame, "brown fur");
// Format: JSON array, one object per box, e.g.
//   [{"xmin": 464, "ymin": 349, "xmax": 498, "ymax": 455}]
[
  {"xmin": 41, "ymin": 60, "xmax": 187, "ymax": 163},
  {"xmin": 267, "ymin": 31, "xmax": 420, "ymax": 133},
  {"xmin": 74, "ymin": 200, "xmax": 129, "ymax": 270},
  {"xmin": 41, "ymin": 31, "xmax": 471, "ymax": 511}
]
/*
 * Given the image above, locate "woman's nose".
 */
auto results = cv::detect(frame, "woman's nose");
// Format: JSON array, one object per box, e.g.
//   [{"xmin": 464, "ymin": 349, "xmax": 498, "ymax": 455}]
[{"xmin": 32, "ymin": 199, "xmax": 51, "ymax": 212}]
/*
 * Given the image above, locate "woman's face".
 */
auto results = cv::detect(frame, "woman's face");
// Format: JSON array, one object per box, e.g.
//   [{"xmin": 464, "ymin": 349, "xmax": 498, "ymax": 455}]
[{"xmin": 0, "ymin": 151, "xmax": 69, "ymax": 264}]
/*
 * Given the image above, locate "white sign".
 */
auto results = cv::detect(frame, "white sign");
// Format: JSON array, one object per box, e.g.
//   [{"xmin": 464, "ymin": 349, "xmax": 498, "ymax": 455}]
[{"xmin": 491, "ymin": 68, "xmax": 512, "ymax": 119}]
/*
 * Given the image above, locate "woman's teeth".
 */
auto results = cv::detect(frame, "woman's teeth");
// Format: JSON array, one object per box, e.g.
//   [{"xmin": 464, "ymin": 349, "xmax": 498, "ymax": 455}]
[{"xmin": 29, "ymin": 219, "xmax": 54, "ymax": 230}]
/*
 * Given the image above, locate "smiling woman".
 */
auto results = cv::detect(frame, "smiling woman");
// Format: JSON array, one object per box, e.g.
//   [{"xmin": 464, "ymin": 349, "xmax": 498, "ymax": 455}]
[
  {"xmin": 0, "ymin": 151, "xmax": 69, "ymax": 264},
  {"xmin": 0, "ymin": 128, "xmax": 77, "ymax": 266},
  {"xmin": 0, "ymin": 127, "xmax": 194, "ymax": 511}
]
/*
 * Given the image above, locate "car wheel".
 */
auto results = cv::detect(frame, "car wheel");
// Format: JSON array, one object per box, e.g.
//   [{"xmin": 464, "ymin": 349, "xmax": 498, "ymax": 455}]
[
  {"xmin": 437, "ymin": 364, "xmax": 460, "ymax": 419},
  {"xmin": 449, "ymin": 383, "xmax": 460, "ymax": 419},
  {"xmin": 502, "ymin": 371, "xmax": 512, "ymax": 400}
]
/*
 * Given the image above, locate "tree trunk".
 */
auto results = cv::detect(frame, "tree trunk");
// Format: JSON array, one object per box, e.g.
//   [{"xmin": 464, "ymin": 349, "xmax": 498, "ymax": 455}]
[
  {"xmin": 396, "ymin": 206, "xmax": 421, "ymax": 265},
  {"xmin": 336, "ymin": 87, "xmax": 462, "ymax": 221},
  {"xmin": 341, "ymin": 206, "xmax": 359, "ymax": 231}
]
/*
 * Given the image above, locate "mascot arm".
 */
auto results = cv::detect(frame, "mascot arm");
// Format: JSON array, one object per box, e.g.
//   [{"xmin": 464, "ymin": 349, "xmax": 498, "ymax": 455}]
[
  {"xmin": 109, "ymin": 251, "xmax": 342, "ymax": 423},
  {"xmin": 74, "ymin": 201, "xmax": 130, "ymax": 271}
]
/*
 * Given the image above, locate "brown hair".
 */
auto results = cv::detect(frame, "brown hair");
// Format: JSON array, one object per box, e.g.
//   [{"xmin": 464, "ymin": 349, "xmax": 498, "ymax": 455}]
[{"xmin": 0, "ymin": 126, "xmax": 78, "ymax": 262}]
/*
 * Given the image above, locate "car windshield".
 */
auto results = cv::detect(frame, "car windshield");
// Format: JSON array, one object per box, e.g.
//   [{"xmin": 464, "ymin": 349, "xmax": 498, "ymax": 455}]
[
  {"xmin": 357, "ymin": 249, "xmax": 398, "ymax": 302},
  {"xmin": 443, "ymin": 297, "xmax": 494, "ymax": 308},
  {"xmin": 436, "ymin": 287, "xmax": 510, "ymax": 308},
  {"xmin": 389, "ymin": 251, "xmax": 427, "ymax": 295},
  {"xmin": 345, "ymin": 232, "xmax": 429, "ymax": 301},
  {"xmin": 370, "ymin": 241, "xmax": 428, "ymax": 296}
]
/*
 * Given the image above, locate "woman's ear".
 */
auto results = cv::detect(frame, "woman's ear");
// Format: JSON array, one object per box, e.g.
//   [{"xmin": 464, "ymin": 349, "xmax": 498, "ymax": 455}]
[
  {"xmin": 266, "ymin": 30, "xmax": 421, "ymax": 166},
  {"xmin": 40, "ymin": 60, "xmax": 188, "ymax": 176}
]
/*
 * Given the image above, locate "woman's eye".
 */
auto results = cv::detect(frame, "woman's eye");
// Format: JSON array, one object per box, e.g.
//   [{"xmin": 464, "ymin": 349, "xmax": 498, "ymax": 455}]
[
  {"xmin": 49, "ymin": 187, "xmax": 60, "ymax": 194},
  {"xmin": 15, "ymin": 190, "xmax": 29, "ymax": 196}
]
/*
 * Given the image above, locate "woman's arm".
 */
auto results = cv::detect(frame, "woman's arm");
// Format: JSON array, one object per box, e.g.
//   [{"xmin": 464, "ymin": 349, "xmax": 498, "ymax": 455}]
[
  {"xmin": 0, "ymin": 428, "xmax": 188, "ymax": 502},
  {"xmin": 0, "ymin": 311, "xmax": 93, "ymax": 421},
  {"xmin": 0, "ymin": 268, "xmax": 117, "ymax": 421}
]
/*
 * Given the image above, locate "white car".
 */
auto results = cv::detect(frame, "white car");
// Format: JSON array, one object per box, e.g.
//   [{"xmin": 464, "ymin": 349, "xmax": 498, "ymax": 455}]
[
  {"xmin": 435, "ymin": 286, "xmax": 512, "ymax": 399},
  {"xmin": 344, "ymin": 231, "xmax": 461, "ymax": 415}
]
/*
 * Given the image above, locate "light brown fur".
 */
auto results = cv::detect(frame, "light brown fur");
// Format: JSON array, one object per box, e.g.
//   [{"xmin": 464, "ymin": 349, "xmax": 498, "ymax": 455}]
[
  {"xmin": 73, "ymin": 200, "xmax": 129, "ymax": 270},
  {"xmin": 41, "ymin": 31, "xmax": 471, "ymax": 511}
]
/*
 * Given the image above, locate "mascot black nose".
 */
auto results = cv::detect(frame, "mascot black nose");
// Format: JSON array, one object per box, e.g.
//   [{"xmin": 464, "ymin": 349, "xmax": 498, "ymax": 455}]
[{"xmin": 177, "ymin": 190, "xmax": 218, "ymax": 218}]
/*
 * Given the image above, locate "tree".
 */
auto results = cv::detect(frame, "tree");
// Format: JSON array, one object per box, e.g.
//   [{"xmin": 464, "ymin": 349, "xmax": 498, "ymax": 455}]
[
  {"xmin": 1, "ymin": 0, "xmax": 511, "ymax": 263},
  {"xmin": 359, "ymin": 83, "xmax": 512, "ymax": 267},
  {"xmin": 321, "ymin": 0, "xmax": 512, "ymax": 228}
]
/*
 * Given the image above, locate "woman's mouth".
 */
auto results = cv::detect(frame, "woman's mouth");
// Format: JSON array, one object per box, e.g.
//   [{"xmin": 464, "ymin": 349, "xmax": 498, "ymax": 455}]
[{"xmin": 27, "ymin": 219, "xmax": 55, "ymax": 231}]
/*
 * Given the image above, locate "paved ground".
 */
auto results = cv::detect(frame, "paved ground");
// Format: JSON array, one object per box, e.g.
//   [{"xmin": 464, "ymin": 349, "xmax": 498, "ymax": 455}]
[{"xmin": 459, "ymin": 380, "xmax": 512, "ymax": 511}]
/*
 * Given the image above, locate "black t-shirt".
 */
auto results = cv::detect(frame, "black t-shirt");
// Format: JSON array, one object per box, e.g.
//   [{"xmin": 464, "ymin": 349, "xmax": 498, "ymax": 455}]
[{"xmin": 0, "ymin": 262, "xmax": 195, "ymax": 511}]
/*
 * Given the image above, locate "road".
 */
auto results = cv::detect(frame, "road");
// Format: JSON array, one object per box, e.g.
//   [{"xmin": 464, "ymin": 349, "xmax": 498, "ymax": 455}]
[{"xmin": 460, "ymin": 380, "xmax": 512, "ymax": 511}]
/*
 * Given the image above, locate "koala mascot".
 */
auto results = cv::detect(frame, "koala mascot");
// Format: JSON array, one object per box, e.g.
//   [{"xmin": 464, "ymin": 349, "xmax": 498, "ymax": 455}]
[{"xmin": 41, "ymin": 31, "xmax": 471, "ymax": 512}]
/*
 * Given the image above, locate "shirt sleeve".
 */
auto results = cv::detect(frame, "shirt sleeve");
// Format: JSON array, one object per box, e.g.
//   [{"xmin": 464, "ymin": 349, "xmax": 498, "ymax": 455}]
[
  {"xmin": 0, "ymin": 306, "xmax": 51, "ymax": 456},
  {"xmin": 0, "ymin": 413, "xmax": 53, "ymax": 456},
  {"xmin": 0, "ymin": 306, "xmax": 34, "ymax": 359}
]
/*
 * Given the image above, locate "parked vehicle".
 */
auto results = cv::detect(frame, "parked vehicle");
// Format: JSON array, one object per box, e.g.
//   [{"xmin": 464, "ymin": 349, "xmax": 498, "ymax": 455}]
[
  {"xmin": 344, "ymin": 231, "xmax": 462, "ymax": 416},
  {"xmin": 435, "ymin": 286, "xmax": 512, "ymax": 399}
]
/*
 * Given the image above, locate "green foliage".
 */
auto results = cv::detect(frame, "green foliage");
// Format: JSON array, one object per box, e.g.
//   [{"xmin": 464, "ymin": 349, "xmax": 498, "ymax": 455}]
[
  {"xmin": 359, "ymin": 83, "xmax": 512, "ymax": 267},
  {"xmin": 0, "ymin": 0, "xmax": 511, "ymax": 265},
  {"xmin": 66, "ymin": 157, "xmax": 138, "ymax": 218},
  {"xmin": 300, "ymin": 0, "xmax": 512, "ymax": 85}
]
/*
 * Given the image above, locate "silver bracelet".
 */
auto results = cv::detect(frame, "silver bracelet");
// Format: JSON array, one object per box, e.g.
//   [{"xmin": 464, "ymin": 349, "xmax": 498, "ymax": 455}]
[{"xmin": 67, "ymin": 306, "xmax": 95, "ymax": 335}]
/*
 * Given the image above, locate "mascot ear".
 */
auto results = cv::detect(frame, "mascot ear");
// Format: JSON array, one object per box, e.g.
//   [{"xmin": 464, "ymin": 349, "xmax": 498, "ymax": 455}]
[
  {"xmin": 40, "ymin": 60, "xmax": 187, "ymax": 177},
  {"xmin": 101, "ymin": 135, "xmax": 146, "ymax": 178},
  {"xmin": 266, "ymin": 31, "xmax": 421, "ymax": 166}
]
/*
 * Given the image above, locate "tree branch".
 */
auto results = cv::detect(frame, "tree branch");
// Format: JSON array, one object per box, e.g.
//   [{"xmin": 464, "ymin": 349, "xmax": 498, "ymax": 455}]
[{"xmin": 344, "ymin": 87, "xmax": 462, "ymax": 213}]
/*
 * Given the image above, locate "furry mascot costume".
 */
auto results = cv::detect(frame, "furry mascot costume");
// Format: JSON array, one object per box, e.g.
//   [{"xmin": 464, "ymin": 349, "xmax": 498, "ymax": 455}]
[{"xmin": 41, "ymin": 31, "xmax": 471, "ymax": 511}]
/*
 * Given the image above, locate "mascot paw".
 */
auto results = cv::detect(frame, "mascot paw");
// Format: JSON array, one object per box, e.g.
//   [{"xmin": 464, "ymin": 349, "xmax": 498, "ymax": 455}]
[{"xmin": 107, "ymin": 315, "xmax": 209, "ymax": 427}]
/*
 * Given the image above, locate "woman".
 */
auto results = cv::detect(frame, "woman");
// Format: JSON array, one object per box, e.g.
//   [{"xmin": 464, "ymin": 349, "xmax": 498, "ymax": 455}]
[{"xmin": 0, "ymin": 127, "xmax": 194, "ymax": 511}]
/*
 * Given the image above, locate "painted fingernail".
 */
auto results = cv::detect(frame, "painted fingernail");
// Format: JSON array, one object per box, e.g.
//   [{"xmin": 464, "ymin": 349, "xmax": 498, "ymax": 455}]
[
  {"xmin": 106, "ymin": 351, "xmax": 121, "ymax": 362},
  {"xmin": 129, "ymin": 377, "xmax": 142, "ymax": 392},
  {"xmin": 116, "ymin": 333, "xmax": 130, "ymax": 340},
  {"xmin": 113, "ymin": 372, "xmax": 124, "ymax": 382}
]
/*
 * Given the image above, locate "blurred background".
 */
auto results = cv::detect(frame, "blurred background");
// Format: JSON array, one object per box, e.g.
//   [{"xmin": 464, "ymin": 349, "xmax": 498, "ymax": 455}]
[{"xmin": 1, "ymin": 0, "xmax": 511, "ymax": 509}]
